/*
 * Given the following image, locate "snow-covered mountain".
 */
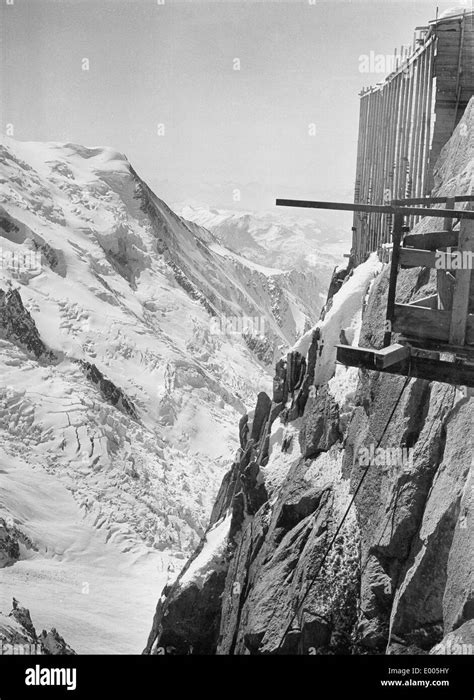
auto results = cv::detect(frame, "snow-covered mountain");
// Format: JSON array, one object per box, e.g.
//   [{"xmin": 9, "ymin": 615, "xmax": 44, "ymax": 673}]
[
  {"xmin": 179, "ymin": 203, "xmax": 349, "ymax": 272},
  {"xmin": 0, "ymin": 137, "xmax": 334, "ymax": 653}
]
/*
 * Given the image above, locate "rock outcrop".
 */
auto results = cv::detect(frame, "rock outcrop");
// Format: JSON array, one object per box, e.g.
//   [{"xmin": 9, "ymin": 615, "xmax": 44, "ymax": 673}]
[
  {"xmin": 75, "ymin": 360, "xmax": 138, "ymax": 420},
  {"xmin": 0, "ymin": 288, "xmax": 56, "ymax": 361},
  {"xmin": 0, "ymin": 599, "xmax": 76, "ymax": 655}
]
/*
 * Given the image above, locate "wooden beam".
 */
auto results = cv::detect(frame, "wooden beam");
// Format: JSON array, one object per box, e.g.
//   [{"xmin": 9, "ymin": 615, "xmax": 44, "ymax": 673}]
[
  {"xmin": 400, "ymin": 248, "xmax": 438, "ymax": 267},
  {"xmin": 449, "ymin": 217, "xmax": 474, "ymax": 344},
  {"xmin": 398, "ymin": 336, "xmax": 474, "ymax": 357},
  {"xmin": 437, "ymin": 271, "xmax": 455, "ymax": 310},
  {"xmin": 409, "ymin": 294, "xmax": 438, "ymax": 309},
  {"xmin": 384, "ymin": 214, "xmax": 404, "ymax": 347},
  {"xmin": 393, "ymin": 304, "xmax": 474, "ymax": 344},
  {"xmin": 444, "ymin": 197, "xmax": 456, "ymax": 232},
  {"xmin": 403, "ymin": 230, "xmax": 458, "ymax": 250},
  {"xmin": 373, "ymin": 343, "xmax": 411, "ymax": 369},
  {"xmin": 393, "ymin": 195, "xmax": 474, "ymax": 205},
  {"xmin": 336, "ymin": 344, "xmax": 474, "ymax": 387},
  {"xmin": 400, "ymin": 248, "xmax": 459, "ymax": 270},
  {"xmin": 275, "ymin": 199, "xmax": 474, "ymax": 220},
  {"xmin": 399, "ymin": 247, "xmax": 458, "ymax": 268},
  {"xmin": 393, "ymin": 304, "xmax": 450, "ymax": 341}
]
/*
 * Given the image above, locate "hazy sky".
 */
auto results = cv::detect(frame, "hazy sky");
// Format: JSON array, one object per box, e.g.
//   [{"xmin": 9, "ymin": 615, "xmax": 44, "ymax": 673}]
[{"xmin": 0, "ymin": 0, "xmax": 464, "ymax": 219}]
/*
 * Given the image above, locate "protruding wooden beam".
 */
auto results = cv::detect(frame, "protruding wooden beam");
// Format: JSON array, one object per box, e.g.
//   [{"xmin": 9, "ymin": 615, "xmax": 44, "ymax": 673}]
[
  {"xmin": 336, "ymin": 344, "xmax": 474, "ymax": 386},
  {"xmin": 373, "ymin": 343, "xmax": 411, "ymax": 369},
  {"xmin": 392, "ymin": 195, "xmax": 474, "ymax": 205},
  {"xmin": 275, "ymin": 199, "xmax": 474, "ymax": 219}
]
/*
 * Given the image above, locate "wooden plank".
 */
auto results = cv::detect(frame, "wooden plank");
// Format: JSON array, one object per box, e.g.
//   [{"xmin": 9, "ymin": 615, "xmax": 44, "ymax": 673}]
[
  {"xmin": 449, "ymin": 217, "xmax": 474, "ymax": 344},
  {"xmin": 393, "ymin": 196, "xmax": 474, "ymax": 204},
  {"xmin": 336, "ymin": 345, "xmax": 377, "ymax": 369},
  {"xmin": 373, "ymin": 343, "xmax": 411, "ymax": 369},
  {"xmin": 399, "ymin": 247, "xmax": 458, "ymax": 268},
  {"xmin": 437, "ymin": 270, "xmax": 455, "ymax": 310},
  {"xmin": 444, "ymin": 197, "xmax": 456, "ymax": 232},
  {"xmin": 409, "ymin": 294, "xmax": 438, "ymax": 309},
  {"xmin": 423, "ymin": 39, "xmax": 435, "ymax": 195},
  {"xmin": 451, "ymin": 12, "xmax": 466, "ymax": 132},
  {"xmin": 384, "ymin": 214, "xmax": 404, "ymax": 347},
  {"xmin": 394, "ymin": 304, "xmax": 474, "ymax": 345},
  {"xmin": 400, "ymin": 248, "xmax": 437, "ymax": 267},
  {"xmin": 404, "ymin": 230, "xmax": 458, "ymax": 249},
  {"xmin": 336, "ymin": 344, "xmax": 474, "ymax": 387},
  {"xmin": 275, "ymin": 199, "xmax": 474, "ymax": 219},
  {"xmin": 393, "ymin": 304, "xmax": 450, "ymax": 341},
  {"xmin": 398, "ymin": 336, "xmax": 473, "ymax": 356}
]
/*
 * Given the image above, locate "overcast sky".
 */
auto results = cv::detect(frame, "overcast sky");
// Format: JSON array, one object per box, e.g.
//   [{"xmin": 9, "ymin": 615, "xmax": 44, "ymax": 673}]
[{"xmin": 0, "ymin": 0, "xmax": 464, "ymax": 218}]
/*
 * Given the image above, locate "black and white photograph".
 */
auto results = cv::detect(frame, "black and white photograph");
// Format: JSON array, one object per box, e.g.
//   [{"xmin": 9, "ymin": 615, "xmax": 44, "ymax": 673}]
[{"xmin": 0, "ymin": 0, "xmax": 472, "ymax": 694}]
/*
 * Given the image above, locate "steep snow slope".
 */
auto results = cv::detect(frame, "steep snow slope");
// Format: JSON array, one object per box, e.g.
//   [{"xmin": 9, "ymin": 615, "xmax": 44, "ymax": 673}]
[{"xmin": 0, "ymin": 136, "xmax": 330, "ymax": 652}]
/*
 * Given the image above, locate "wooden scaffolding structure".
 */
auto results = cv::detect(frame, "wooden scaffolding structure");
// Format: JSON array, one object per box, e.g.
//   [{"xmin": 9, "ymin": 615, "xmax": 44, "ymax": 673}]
[
  {"xmin": 276, "ymin": 196, "xmax": 474, "ymax": 387},
  {"xmin": 352, "ymin": 10, "xmax": 474, "ymax": 265}
]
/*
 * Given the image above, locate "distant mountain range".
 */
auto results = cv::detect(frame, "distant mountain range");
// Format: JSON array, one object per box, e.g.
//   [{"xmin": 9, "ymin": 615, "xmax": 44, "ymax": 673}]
[{"xmin": 179, "ymin": 203, "xmax": 350, "ymax": 272}]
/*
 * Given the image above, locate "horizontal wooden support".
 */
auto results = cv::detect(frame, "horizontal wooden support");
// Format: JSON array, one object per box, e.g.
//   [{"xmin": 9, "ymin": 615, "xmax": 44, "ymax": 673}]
[
  {"xmin": 398, "ymin": 336, "xmax": 474, "ymax": 357},
  {"xmin": 393, "ymin": 304, "xmax": 474, "ymax": 345},
  {"xmin": 373, "ymin": 343, "xmax": 411, "ymax": 369},
  {"xmin": 399, "ymin": 248, "xmax": 460, "ymax": 268},
  {"xmin": 393, "ymin": 196, "xmax": 474, "ymax": 205},
  {"xmin": 336, "ymin": 344, "xmax": 474, "ymax": 387},
  {"xmin": 403, "ymin": 230, "xmax": 459, "ymax": 250},
  {"xmin": 399, "ymin": 248, "xmax": 438, "ymax": 268},
  {"xmin": 275, "ymin": 199, "xmax": 474, "ymax": 220}
]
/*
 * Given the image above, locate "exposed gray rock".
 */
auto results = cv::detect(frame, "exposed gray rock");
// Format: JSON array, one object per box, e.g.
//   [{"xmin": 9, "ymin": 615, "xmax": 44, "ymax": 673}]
[
  {"xmin": 299, "ymin": 386, "xmax": 341, "ymax": 458},
  {"xmin": 0, "ymin": 288, "xmax": 56, "ymax": 361},
  {"xmin": 0, "ymin": 518, "xmax": 20, "ymax": 567},
  {"xmin": 75, "ymin": 359, "xmax": 138, "ymax": 419}
]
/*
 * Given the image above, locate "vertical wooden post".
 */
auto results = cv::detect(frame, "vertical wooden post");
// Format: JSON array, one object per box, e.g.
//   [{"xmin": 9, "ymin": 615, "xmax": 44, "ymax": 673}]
[
  {"xmin": 384, "ymin": 213, "xmax": 404, "ymax": 347},
  {"xmin": 411, "ymin": 47, "xmax": 425, "ymax": 205},
  {"xmin": 444, "ymin": 197, "xmax": 455, "ymax": 232},
  {"xmin": 381, "ymin": 80, "xmax": 394, "ymax": 244},
  {"xmin": 407, "ymin": 50, "xmax": 422, "ymax": 226},
  {"xmin": 419, "ymin": 43, "xmax": 430, "ymax": 201},
  {"xmin": 438, "ymin": 197, "xmax": 456, "ymax": 311},
  {"xmin": 452, "ymin": 12, "xmax": 466, "ymax": 132},
  {"xmin": 394, "ymin": 70, "xmax": 408, "ymax": 200},
  {"xmin": 423, "ymin": 39, "xmax": 435, "ymax": 195},
  {"xmin": 402, "ymin": 55, "xmax": 415, "ymax": 202},
  {"xmin": 449, "ymin": 211, "xmax": 473, "ymax": 345}
]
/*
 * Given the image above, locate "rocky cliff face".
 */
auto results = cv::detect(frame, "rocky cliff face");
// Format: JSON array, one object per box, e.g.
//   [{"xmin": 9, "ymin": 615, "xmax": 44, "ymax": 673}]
[{"xmin": 144, "ymin": 102, "xmax": 474, "ymax": 656}]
